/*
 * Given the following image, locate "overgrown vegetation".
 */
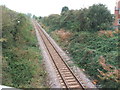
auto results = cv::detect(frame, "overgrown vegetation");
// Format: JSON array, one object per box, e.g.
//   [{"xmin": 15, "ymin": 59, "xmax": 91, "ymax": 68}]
[
  {"xmin": 1, "ymin": 6, "xmax": 46, "ymax": 88},
  {"xmin": 38, "ymin": 4, "xmax": 120, "ymax": 88},
  {"xmin": 67, "ymin": 31, "xmax": 120, "ymax": 88},
  {"xmin": 39, "ymin": 4, "xmax": 113, "ymax": 32}
]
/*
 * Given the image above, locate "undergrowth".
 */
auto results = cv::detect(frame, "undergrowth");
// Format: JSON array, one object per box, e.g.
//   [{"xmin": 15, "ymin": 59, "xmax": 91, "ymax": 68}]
[
  {"xmin": 1, "ymin": 6, "xmax": 46, "ymax": 88},
  {"xmin": 49, "ymin": 29, "xmax": 120, "ymax": 88},
  {"xmin": 35, "ymin": 3, "xmax": 118, "ymax": 88}
]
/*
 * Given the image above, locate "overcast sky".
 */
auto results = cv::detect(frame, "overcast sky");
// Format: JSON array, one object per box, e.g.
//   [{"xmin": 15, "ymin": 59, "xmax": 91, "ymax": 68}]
[{"xmin": 0, "ymin": 0, "xmax": 116, "ymax": 17}]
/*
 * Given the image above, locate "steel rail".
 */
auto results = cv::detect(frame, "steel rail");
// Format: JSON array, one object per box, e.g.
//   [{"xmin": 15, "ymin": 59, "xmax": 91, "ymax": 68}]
[
  {"xmin": 35, "ymin": 23, "xmax": 69, "ymax": 88},
  {"xmin": 35, "ymin": 21, "xmax": 84, "ymax": 89}
]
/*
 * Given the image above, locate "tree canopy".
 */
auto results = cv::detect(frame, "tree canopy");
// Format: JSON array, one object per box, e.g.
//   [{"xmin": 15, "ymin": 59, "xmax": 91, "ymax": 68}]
[
  {"xmin": 41, "ymin": 4, "xmax": 113, "ymax": 32},
  {"xmin": 61, "ymin": 6, "xmax": 69, "ymax": 14}
]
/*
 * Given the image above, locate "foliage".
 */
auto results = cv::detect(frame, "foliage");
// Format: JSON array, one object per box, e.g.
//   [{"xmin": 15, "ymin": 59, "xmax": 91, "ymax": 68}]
[
  {"xmin": 45, "ymin": 28, "xmax": 120, "ymax": 88},
  {"xmin": 61, "ymin": 6, "xmax": 69, "ymax": 14},
  {"xmin": 98, "ymin": 56, "xmax": 120, "ymax": 83},
  {"xmin": 1, "ymin": 6, "xmax": 46, "ymax": 88},
  {"xmin": 41, "ymin": 14, "xmax": 61, "ymax": 32},
  {"xmin": 55, "ymin": 31, "xmax": 119, "ymax": 88},
  {"xmin": 38, "ymin": 3, "xmax": 117, "ymax": 88},
  {"xmin": 33, "ymin": 15, "xmax": 38, "ymax": 20},
  {"xmin": 40, "ymin": 4, "xmax": 113, "ymax": 32},
  {"xmin": 87, "ymin": 4, "xmax": 113, "ymax": 31}
]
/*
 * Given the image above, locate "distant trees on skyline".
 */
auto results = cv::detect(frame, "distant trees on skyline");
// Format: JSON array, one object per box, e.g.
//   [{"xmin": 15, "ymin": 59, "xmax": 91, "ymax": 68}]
[{"xmin": 39, "ymin": 4, "xmax": 113, "ymax": 32}]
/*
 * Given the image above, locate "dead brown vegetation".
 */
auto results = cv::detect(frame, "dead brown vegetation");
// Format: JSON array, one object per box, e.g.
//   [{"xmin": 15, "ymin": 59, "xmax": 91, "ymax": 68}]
[
  {"xmin": 97, "ymin": 56, "xmax": 120, "ymax": 82},
  {"xmin": 55, "ymin": 29, "xmax": 72, "ymax": 41},
  {"xmin": 98, "ymin": 30, "xmax": 120, "ymax": 37}
]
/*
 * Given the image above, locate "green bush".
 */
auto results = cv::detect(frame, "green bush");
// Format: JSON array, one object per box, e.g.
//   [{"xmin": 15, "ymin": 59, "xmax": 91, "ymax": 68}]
[
  {"xmin": 40, "ymin": 4, "xmax": 113, "ymax": 32},
  {"xmin": 67, "ymin": 32, "xmax": 119, "ymax": 88},
  {"xmin": 2, "ymin": 6, "xmax": 46, "ymax": 88}
]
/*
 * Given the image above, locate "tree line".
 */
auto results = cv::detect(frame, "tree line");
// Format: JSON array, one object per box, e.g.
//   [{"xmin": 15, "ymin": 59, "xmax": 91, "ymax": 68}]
[{"xmin": 36, "ymin": 4, "xmax": 114, "ymax": 32}]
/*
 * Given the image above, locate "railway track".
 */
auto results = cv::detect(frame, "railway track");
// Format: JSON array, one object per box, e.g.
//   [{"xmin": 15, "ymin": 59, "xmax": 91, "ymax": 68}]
[{"xmin": 34, "ymin": 21, "xmax": 84, "ymax": 89}]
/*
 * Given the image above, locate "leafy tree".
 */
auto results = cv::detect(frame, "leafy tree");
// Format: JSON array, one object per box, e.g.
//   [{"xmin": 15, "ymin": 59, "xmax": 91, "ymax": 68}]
[
  {"xmin": 87, "ymin": 4, "xmax": 113, "ymax": 31},
  {"xmin": 60, "ymin": 10, "xmax": 79, "ymax": 30},
  {"xmin": 76, "ymin": 8, "xmax": 89, "ymax": 31},
  {"xmin": 32, "ymin": 15, "xmax": 38, "ymax": 20},
  {"xmin": 61, "ymin": 6, "xmax": 69, "ymax": 14},
  {"xmin": 47, "ymin": 14, "xmax": 60, "ymax": 30},
  {"xmin": 41, "ymin": 4, "xmax": 113, "ymax": 32}
]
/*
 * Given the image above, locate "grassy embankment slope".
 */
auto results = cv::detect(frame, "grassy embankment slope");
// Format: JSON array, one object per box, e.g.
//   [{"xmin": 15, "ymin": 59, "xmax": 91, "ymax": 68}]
[
  {"xmin": 1, "ymin": 6, "xmax": 46, "ymax": 88},
  {"xmin": 39, "ymin": 4, "xmax": 120, "ymax": 88}
]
